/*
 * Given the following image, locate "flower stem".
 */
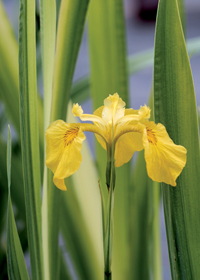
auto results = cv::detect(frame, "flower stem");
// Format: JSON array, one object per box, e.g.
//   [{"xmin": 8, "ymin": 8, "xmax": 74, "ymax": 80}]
[
  {"xmin": 104, "ymin": 143, "xmax": 115, "ymax": 280},
  {"xmin": 105, "ymin": 271, "xmax": 112, "ymax": 280}
]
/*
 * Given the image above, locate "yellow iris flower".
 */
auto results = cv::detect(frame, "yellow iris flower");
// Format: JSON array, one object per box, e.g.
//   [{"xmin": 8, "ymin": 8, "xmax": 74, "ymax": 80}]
[{"xmin": 46, "ymin": 93, "xmax": 187, "ymax": 190}]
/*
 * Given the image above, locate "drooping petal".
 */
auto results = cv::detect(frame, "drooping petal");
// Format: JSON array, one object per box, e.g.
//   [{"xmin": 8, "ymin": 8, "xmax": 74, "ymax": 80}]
[
  {"xmin": 115, "ymin": 131, "xmax": 144, "ymax": 167},
  {"xmin": 53, "ymin": 178, "xmax": 66, "ymax": 191},
  {"xmin": 53, "ymin": 131, "xmax": 85, "ymax": 188},
  {"xmin": 45, "ymin": 120, "xmax": 85, "ymax": 190},
  {"xmin": 46, "ymin": 120, "xmax": 68, "ymax": 173},
  {"xmin": 143, "ymin": 122, "xmax": 187, "ymax": 186},
  {"xmin": 102, "ymin": 93, "xmax": 125, "ymax": 124},
  {"xmin": 95, "ymin": 133, "xmax": 107, "ymax": 151}
]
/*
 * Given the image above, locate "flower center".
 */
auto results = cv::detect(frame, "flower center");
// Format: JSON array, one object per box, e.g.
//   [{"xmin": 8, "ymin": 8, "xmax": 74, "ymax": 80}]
[
  {"xmin": 147, "ymin": 128, "xmax": 157, "ymax": 145},
  {"xmin": 64, "ymin": 127, "xmax": 79, "ymax": 146}
]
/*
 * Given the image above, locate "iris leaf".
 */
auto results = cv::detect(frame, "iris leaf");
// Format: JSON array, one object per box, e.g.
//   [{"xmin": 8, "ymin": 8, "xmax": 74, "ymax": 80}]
[
  {"xmin": 18, "ymin": 0, "xmax": 44, "ymax": 278},
  {"xmin": 39, "ymin": 0, "xmax": 56, "ymax": 279},
  {"xmin": 0, "ymin": 3, "xmax": 20, "ymax": 134},
  {"xmin": 6, "ymin": 126, "xmax": 29, "ymax": 280},
  {"xmin": 0, "ymin": 3, "xmax": 44, "ymax": 151},
  {"xmin": 47, "ymin": 1, "xmax": 89, "ymax": 279},
  {"xmin": 154, "ymin": 0, "xmax": 200, "ymax": 278},
  {"xmin": 130, "ymin": 150, "xmax": 150, "ymax": 279},
  {"xmin": 177, "ymin": 0, "xmax": 186, "ymax": 34}
]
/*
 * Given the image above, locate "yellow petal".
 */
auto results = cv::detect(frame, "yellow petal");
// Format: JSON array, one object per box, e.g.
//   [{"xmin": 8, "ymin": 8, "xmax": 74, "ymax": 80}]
[
  {"xmin": 125, "ymin": 105, "xmax": 150, "ymax": 120},
  {"xmin": 53, "ymin": 131, "xmax": 85, "ymax": 186},
  {"xmin": 53, "ymin": 178, "xmax": 67, "ymax": 191},
  {"xmin": 46, "ymin": 120, "xmax": 68, "ymax": 173},
  {"xmin": 72, "ymin": 103, "xmax": 83, "ymax": 116},
  {"xmin": 138, "ymin": 105, "xmax": 151, "ymax": 120},
  {"xmin": 45, "ymin": 120, "xmax": 85, "ymax": 190},
  {"xmin": 116, "ymin": 105, "xmax": 151, "ymax": 127},
  {"xmin": 115, "ymin": 131, "xmax": 143, "ymax": 167},
  {"xmin": 93, "ymin": 106, "xmax": 107, "ymax": 150},
  {"xmin": 93, "ymin": 106, "xmax": 104, "ymax": 118},
  {"xmin": 143, "ymin": 122, "xmax": 187, "ymax": 186},
  {"xmin": 125, "ymin": 108, "xmax": 138, "ymax": 115},
  {"xmin": 95, "ymin": 134, "xmax": 107, "ymax": 151},
  {"xmin": 73, "ymin": 103, "xmax": 106, "ymax": 126},
  {"xmin": 102, "ymin": 93, "xmax": 125, "ymax": 124}
]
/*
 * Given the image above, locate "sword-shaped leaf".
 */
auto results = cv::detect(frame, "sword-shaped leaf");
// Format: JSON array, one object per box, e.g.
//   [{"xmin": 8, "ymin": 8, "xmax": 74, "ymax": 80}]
[
  {"xmin": 154, "ymin": 0, "xmax": 200, "ymax": 278},
  {"xmin": 6, "ymin": 126, "xmax": 29, "ymax": 280}
]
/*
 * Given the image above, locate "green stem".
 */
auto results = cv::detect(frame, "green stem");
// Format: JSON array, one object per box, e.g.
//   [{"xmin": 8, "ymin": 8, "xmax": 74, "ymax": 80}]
[
  {"xmin": 104, "ymin": 144, "xmax": 115, "ymax": 280},
  {"xmin": 105, "ymin": 271, "xmax": 112, "ymax": 280}
]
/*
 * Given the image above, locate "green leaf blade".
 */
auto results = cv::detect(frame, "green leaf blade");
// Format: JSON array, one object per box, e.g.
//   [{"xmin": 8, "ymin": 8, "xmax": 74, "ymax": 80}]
[
  {"xmin": 0, "ymin": 3, "xmax": 44, "ymax": 164},
  {"xmin": 40, "ymin": 0, "xmax": 56, "ymax": 131},
  {"xmin": 39, "ymin": 0, "xmax": 56, "ymax": 279},
  {"xmin": 18, "ymin": 0, "xmax": 43, "ymax": 279},
  {"xmin": 6, "ymin": 126, "xmax": 29, "ymax": 280},
  {"xmin": 7, "ymin": 198, "xmax": 30, "ymax": 280},
  {"xmin": 7, "ymin": 126, "xmax": 11, "ymax": 190},
  {"xmin": 0, "ymin": 3, "xmax": 20, "ymax": 134},
  {"xmin": 47, "ymin": 1, "xmax": 89, "ymax": 279},
  {"xmin": 51, "ymin": 0, "xmax": 90, "ymax": 121},
  {"xmin": 154, "ymin": 0, "xmax": 200, "ymax": 279}
]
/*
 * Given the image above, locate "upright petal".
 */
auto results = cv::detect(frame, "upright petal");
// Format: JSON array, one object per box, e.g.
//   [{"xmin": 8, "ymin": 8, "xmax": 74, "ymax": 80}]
[
  {"xmin": 143, "ymin": 122, "xmax": 187, "ymax": 186},
  {"xmin": 102, "ymin": 93, "xmax": 125, "ymax": 124},
  {"xmin": 45, "ymin": 120, "xmax": 85, "ymax": 190}
]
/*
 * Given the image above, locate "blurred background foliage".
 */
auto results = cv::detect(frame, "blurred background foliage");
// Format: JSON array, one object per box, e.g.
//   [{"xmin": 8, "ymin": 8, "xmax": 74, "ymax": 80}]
[{"xmin": 0, "ymin": 0, "xmax": 200, "ymax": 279}]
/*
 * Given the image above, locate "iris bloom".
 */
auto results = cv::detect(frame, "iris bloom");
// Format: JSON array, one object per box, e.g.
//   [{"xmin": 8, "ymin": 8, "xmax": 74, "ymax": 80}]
[{"xmin": 46, "ymin": 93, "xmax": 187, "ymax": 190}]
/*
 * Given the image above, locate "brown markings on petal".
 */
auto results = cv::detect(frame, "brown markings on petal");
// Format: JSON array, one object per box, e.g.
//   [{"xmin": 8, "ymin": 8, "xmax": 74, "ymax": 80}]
[
  {"xmin": 147, "ymin": 128, "xmax": 157, "ymax": 145},
  {"xmin": 64, "ymin": 127, "xmax": 79, "ymax": 146}
]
